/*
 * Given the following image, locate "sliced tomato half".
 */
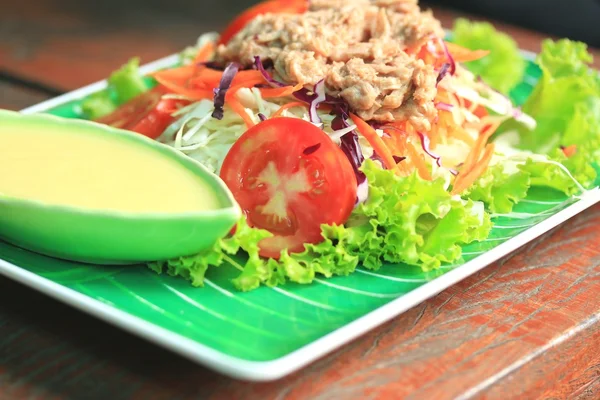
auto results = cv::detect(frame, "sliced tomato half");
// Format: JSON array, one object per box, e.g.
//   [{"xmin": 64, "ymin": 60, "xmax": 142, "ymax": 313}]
[
  {"xmin": 218, "ymin": 0, "xmax": 309, "ymax": 45},
  {"xmin": 220, "ymin": 117, "xmax": 357, "ymax": 258},
  {"xmin": 95, "ymin": 86, "xmax": 190, "ymax": 139}
]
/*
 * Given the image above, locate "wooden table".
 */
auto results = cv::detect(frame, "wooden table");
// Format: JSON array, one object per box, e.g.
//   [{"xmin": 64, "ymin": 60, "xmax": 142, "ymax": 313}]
[{"xmin": 2, "ymin": 2, "xmax": 600, "ymax": 398}]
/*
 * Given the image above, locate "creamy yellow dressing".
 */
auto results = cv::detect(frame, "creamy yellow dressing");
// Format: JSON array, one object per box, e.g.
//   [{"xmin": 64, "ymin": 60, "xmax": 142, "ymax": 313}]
[{"xmin": 0, "ymin": 128, "xmax": 221, "ymax": 213}]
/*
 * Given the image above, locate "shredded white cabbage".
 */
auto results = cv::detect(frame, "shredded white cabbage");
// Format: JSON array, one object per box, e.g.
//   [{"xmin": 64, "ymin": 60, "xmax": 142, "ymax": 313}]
[
  {"xmin": 161, "ymin": 45, "xmax": 529, "ymax": 178},
  {"xmin": 156, "ymin": 90, "xmax": 374, "ymax": 174},
  {"xmin": 441, "ymin": 65, "xmax": 537, "ymax": 130}
]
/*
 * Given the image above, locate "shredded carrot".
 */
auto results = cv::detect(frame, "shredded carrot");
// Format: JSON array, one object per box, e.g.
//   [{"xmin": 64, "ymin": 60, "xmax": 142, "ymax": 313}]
[
  {"xmin": 193, "ymin": 42, "xmax": 216, "ymax": 63},
  {"xmin": 189, "ymin": 69, "xmax": 265, "ymax": 90},
  {"xmin": 461, "ymin": 119, "xmax": 501, "ymax": 174},
  {"xmin": 233, "ymin": 70, "xmax": 266, "ymax": 83},
  {"xmin": 151, "ymin": 64, "xmax": 217, "ymax": 99},
  {"xmin": 381, "ymin": 133, "xmax": 411, "ymax": 175},
  {"xmin": 405, "ymin": 43, "xmax": 423, "ymax": 56},
  {"xmin": 386, "ymin": 128, "xmax": 408, "ymax": 156},
  {"xmin": 406, "ymin": 141, "xmax": 432, "ymax": 180},
  {"xmin": 272, "ymin": 102, "xmax": 307, "ymax": 118},
  {"xmin": 225, "ymin": 91, "xmax": 255, "ymax": 128},
  {"xmin": 188, "ymin": 69, "xmax": 227, "ymax": 88},
  {"xmin": 445, "ymin": 42, "xmax": 490, "ymax": 63},
  {"xmin": 452, "ymin": 143, "xmax": 495, "ymax": 194},
  {"xmin": 382, "ymin": 122, "xmax": 418, "ymax": 175},
  {"xmin": 436, "ymin": 111, "xmax": 476, "ymax": 145},
  {"xmin": 229, "ymin": 77, "xmax": 271, "ymax": 93},
  {"xmin": 453, "ymin": 93, "xmax": 466, "ymax": 110},
  {"xmin": 428, "ymin": 118, "xmax": 443, "ymax": 148},
  {"xmin": 449, "ymin": 126, "xmax": 476, "ymax": 146},
  {"xmin": 153, "ymin": 75, "xmax": 213, "ymax": 100},
  {"xmin": 350, "ymin": 113, "xmax": 398, "ymax": 171},
  {"xmin": 260, "ymin": 83, "xmax": 303, "ymax": 99},
  {"xmin": 382, "ymin": 137, "xmax": 410, "ymax": 176},
  {"xmin": 152, "ymin": 65, "xmax": 197, "ymax": 86}
]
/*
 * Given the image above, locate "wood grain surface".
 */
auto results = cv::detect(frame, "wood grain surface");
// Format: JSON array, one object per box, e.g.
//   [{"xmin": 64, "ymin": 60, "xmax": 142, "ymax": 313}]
[
  {"xmin": 1, "ymin": 0, "xmax": 599, "ymax": 93},
  {"xmin": 1, "ymin": 1, "xmax": 600, "ymax": 399}
]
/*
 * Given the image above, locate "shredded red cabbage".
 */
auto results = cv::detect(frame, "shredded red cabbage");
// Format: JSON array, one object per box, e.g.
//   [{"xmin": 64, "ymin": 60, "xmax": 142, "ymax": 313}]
[
  {"xmin": 333, "ymin": 112, "xmax": 368, "ymax": 204},
  {"xmin": 211, "ymin": 62, "xmax": 241, "ymax": 120},
  {"xmin": 254, "ymin": 57, "xmax": 333, "ymax": 125},
  {"xmin": 417, "ymin": 132, "xmax": 442, "ymax": 168},
  {"xmin": 417, "ymin": 132, "xmax": 458, "ymax": 176},
  {"xmin": 436, "ymin": 63, "xmax": 451, "ymax": 86},
  {"xmin": 435, "ymin": 101, "xmax": 454, "ymax": 111},
  {"xmin": 302, "ymin": 80, "xmax": 326, "ymax": 125},
  {"xmin": 254, "ymin": 56, "xmax": 285, "ymax": 88},
  {"xmin": 440, "ymin": 40, "xmax": 456, "ymax": 75},
  {"xmin": 258, "ymin": 113, "xmax": 267, "ymax": 121}
]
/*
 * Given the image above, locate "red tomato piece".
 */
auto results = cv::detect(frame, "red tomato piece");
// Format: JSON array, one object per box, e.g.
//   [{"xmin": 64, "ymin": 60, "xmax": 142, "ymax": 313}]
[
  {"xmin": 220, "ymin": 118, "xmax": 357, "ymax": 258},
  {"xmin": 95, "ymin": 86, "xmax": 190, "ymax": 139},
  {"xmin": 218, "ymin": 0, "xmax": 308, "ymax": 45}
]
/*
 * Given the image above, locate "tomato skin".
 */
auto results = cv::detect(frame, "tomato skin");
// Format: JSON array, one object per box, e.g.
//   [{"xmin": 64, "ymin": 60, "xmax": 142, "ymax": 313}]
[
  {"xmin": 218, "ymin": 0, "xmax": 309, "ymax": 45},
  {"xmin": 95, "ymin": 86, "xmax": 190, "ymax": 139},
  {"xmin": 220, "ymin": 118, "xmax": 357, "ymax": 258}
]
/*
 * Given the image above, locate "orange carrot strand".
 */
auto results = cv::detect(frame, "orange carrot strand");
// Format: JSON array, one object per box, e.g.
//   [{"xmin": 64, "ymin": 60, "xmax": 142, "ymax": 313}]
[
  {"xmin": 260, "ymin": 83, "xmax": 303, "ymax": 99},
  {"xmin": 153, "ymin": 75, "xmax": 213, "ymax": 100},
  {"xmin": 452, "ymin": 143, "xmax": 495, "ymax": 194},
  {"xmin": 193, "ymin": 42, "xmax": 216, "ymax": 63},
  {"xmin": 406, "ymin": 141, "xmax": 432, "ymax": 180},
  {"xmin": 461, "ymin": 119, "xmax": 500, "ymax": 175},
  {"xmin": 272, "ymin": 102, "xmax": 307, "ymax": 118},
  {"xmin": 226, "ymin": 91, "xmax": 255, "ymax": 128},
  {"xmin": 349, "ymin": 113, "xmax": 398, "ymax": 171},
  {"xmin": 445, "ymin": 42, "xmax": 490, "ymax": 63}
]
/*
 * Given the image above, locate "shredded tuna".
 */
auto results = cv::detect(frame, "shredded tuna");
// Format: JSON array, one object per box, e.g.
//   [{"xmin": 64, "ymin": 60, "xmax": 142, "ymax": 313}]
[{"xmin": 217, "ymin": 0, "xmax": 443, "ymax": 130}]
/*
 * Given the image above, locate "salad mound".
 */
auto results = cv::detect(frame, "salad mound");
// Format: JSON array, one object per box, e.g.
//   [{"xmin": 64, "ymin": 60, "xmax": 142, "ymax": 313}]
[{"xmin": 83, "ymin": 0, "xmax": 600, "ymax": 292}]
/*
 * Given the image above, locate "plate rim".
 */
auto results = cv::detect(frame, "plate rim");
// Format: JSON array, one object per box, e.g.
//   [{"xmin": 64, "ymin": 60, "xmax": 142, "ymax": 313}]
[{"xmin": 2, "ymin": 50, "xmax": 599, "ymax": 382}]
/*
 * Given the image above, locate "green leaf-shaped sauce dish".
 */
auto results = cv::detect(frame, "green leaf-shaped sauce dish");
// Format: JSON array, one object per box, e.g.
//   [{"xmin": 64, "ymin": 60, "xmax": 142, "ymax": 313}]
[{"xmin": 0, "ymin": 109, "xmax": 241, "ymax": 265}]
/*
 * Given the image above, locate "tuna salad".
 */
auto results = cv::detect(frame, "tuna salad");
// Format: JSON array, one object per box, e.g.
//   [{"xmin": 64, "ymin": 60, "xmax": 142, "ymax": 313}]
[{"xmin": 216, "ymin": 0, "xmax": 443, "ymax": 130}]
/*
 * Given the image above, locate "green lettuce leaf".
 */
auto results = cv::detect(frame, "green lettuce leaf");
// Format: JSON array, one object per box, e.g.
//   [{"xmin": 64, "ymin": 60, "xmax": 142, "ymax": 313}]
[
  {"xmin": 81, "ymin": 57, "xmax": 149, "ymax": 119},
  {"xmin": 344, "ymin": 160, "xmax": 491, "ymax": 271},
  {"xmin": 80, "ymin": 91, "xmax": 118, "ymax": 120},
  {"xmin": 463, "ymin": 163, "xmax": 531, "ymax": 213},
  {"xmin": 511, "ymin": 39, "xmax": 600, "ymax": 152},
  {"xmin": 464, "ymin": 137, "xmax": 599, "ymax": 211},
  {"xmin": 519, "ymin": 142, "xmax": 599, "ymax": 196},
  {"xmin": 451, "ymin": 18, "xmax": 525, "ymax": 94},
  {"xmin": 148, "ymin": 161, "xmax": 493, "ymax": 291},
  {"xmin": 148, "ymin": 217, "xmax": 271, "ymax": 288},
  {"xmin": 107, "ymin": 57, "xmax": 148, "ymax": 104}
]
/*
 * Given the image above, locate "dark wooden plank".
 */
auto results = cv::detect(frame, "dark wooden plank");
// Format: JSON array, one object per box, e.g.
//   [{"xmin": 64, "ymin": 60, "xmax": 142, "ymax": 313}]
[
  {"xmin": 0, "ymin": 0, "xmax": 255, "ymax": 92},
  {"xmin": 0, "ymin": 80, "xmax": 51, "ymax": 110},
  {"xmin": 431, "ymin": 7, "xmax": 600, "ymax": 63},
  {"xmin": 1, "ymin": 0, "xmax": 599, "ymax": 94},
  {"xmin": 1, "ymin": 205, "xmax": 599, "ymax": 399},
  {"xmin": 2, "ymin": 2, "xmax": 600, "ymax": 398}
]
